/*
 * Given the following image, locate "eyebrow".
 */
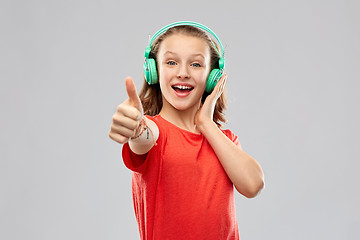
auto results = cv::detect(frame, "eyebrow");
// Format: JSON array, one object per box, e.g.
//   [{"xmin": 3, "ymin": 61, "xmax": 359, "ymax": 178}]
[{"xmin": 163, "ymin": 51, "xmax": 205, "ymax": 59}]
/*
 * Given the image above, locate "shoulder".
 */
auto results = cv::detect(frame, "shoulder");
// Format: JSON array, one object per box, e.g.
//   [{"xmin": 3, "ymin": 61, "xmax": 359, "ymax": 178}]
[
  {"xmin": 145, "ymin": 114, "xmax": 161, "ymax": 123},
  {"xmin": 221, "ymin": 128, "xmax": 242, "ymax": 148},
  {"xmin": 144, "ymin": 115, "xmax": 163, "ymax": 136},
  {"xmin": 145, "ymin": 114, "xmax": 170, "ymax": 134},
  {"xmin": 221, "ymin": 128, "xmax": 236, "ymax": 140},
  {"xmin": 143, "ymin": 114, "xmax": 166, "ymax": 147}
]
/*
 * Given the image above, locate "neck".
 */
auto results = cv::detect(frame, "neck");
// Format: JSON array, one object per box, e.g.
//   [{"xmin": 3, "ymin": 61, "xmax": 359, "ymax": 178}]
[{"xmin": 159, "ymin": 101, "xmax": 201, "ymax": 134}]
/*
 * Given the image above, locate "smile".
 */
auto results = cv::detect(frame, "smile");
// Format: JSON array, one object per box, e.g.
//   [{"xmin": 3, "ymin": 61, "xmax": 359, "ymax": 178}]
[
  {"xmin": 172, "ymin": 84, "xmax": 194, "ymax": 91},
  {"xmin": 171, "ymin": 84, "xmax": 194, "ymax": 97}
]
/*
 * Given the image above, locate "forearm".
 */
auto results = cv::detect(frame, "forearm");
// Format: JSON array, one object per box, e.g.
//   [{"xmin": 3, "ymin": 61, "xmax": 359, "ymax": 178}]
[
  {"xmin": 198, "ymin": 120, "xmax": 264, "ymax": 198},
  {"xmin": 129, "ymin": 117, "xmax": 159, "ymax": 155}
]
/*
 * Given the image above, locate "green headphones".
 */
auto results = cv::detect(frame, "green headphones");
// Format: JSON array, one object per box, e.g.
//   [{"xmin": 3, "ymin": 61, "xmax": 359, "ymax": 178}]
[{"xmin": 143, "ymin": 21, "xmax": 225, "ymax": 93}]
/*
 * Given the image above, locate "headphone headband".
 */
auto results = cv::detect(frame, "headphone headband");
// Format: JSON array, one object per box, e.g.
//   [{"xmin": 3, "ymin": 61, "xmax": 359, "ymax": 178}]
[{"xmin": 145, "ymin": 21, "xmax": 224, "ymax": 60}]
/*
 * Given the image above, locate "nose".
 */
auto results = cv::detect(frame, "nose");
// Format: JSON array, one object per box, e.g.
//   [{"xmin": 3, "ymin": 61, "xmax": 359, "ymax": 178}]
[{"xmin": 177, "ymin": 64, "xmax": 190, "ymax": 79}]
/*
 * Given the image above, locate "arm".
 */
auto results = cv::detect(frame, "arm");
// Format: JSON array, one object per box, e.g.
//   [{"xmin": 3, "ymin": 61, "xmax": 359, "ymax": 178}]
[
  {"xmin": 197, "ymin": 120, "xmax": 264, "ymax": 198},
  {"xmin": 195, "ymin": 74, "xmax": 264, "ymax": 198},
  {"xmin": 128, "ymin": 117, "xmax": 159, "ymax": 155},
  {"xmin": 109, "ymin": 77, "xmax": 159, "ymax": 155}
]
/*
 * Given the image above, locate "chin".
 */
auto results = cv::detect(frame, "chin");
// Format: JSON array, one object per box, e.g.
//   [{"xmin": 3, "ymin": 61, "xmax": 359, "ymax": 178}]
[
  {"xmin": 173, "ymin": 102, "xmax": 199, "ymax": 111},
  {"xmin": 172, "ymin": 104, "xmax": 190, "ymax": 111}
]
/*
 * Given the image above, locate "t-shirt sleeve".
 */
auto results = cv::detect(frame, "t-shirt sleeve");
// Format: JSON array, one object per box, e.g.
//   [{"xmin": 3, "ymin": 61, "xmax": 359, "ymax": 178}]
[
  {"xmin": 121, "ymin": 115, "xmax": 161, "ymax": 173},
  {"xmin": 222, "ymin": 129, "xmax": 241, "ymax": 147},
  {"xmin": 122, "ymin": 143, "xmax": 149, "ymax": 173}
]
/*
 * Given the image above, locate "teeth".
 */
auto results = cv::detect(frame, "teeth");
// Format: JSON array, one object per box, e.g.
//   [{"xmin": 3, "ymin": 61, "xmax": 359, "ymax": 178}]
[{"xmin": 174, "ymin": 85, "xmax": 192, "ymax": 90}]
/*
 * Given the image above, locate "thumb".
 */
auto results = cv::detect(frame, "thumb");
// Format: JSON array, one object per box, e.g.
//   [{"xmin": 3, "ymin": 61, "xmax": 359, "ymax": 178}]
[{"xmin": 125, "ymin": 77, "xmax": 142, "ymax": 110}]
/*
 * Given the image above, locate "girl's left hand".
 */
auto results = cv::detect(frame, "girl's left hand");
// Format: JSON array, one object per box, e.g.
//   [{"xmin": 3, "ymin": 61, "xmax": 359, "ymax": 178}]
[{"xmin": 195, "ymin": 74, "xmax": 227, "ymax": 130}]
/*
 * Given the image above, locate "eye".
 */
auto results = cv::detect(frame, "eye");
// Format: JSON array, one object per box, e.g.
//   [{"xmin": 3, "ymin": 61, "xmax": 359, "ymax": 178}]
[
  {"xmin": 167, "ymin": 60, "xmax": 176, "ymax": 66},
  {"xmin": 191, "ymin": 63, "xmax": 201, "ymax": 67}
]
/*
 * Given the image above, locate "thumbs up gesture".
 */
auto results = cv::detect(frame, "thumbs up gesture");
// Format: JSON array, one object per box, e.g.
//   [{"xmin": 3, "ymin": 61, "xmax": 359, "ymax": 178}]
[{"xmin": 109, "ymin": 77, "xmax": 144, "ymax": 144}]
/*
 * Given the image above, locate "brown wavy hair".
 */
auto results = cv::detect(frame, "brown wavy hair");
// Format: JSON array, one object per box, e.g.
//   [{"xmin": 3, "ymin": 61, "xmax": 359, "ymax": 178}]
[{"xmin": 139, "ymin": 25, "xmax": 227, "ymax": 128}]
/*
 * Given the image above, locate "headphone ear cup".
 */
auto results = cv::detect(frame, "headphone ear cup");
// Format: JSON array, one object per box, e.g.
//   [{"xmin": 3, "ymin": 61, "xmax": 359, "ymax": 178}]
[
  {"xmin": 144, "ymin": 58, "xmax": 158, "ymax": 85},
  {"xmin": 205, "ymin": 69, "xmax": 223, "ymax": 93}
]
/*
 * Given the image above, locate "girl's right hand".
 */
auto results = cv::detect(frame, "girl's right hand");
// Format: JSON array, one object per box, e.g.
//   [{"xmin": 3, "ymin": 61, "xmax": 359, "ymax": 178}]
[{"xmin": 109, "ymin": 77, "xmax": 144, "ymax": 144}]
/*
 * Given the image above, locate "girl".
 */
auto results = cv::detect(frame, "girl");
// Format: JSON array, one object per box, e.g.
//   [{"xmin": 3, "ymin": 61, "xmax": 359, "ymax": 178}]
[{"xmin": 109, "ymin": 22, "xmax": 264, "ymax": 240}]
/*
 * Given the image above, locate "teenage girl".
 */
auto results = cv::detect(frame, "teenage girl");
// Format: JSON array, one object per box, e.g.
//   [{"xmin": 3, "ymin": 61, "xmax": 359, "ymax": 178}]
[{"xmin": 109, "ymin": 22, "xmax": 264, "ymax": 240}]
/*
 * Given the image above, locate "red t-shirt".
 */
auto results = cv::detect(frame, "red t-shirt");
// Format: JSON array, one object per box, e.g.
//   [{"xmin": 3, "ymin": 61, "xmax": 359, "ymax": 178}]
[{"xmin": 122, "ymin": 115, "xmax": 240, "ymax": 240}]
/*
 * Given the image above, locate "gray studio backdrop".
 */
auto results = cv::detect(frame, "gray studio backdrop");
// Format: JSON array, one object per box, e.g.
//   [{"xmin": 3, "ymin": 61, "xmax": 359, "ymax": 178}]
[{"xmin": 1, "ymin": 0, "xmax": 359, "ymax": 239}]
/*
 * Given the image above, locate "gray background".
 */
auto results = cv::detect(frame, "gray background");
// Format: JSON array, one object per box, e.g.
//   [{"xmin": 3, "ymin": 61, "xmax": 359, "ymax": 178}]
[{"xmin": 1, "ymin": 0, "xmax": 359, "ymax": 239}]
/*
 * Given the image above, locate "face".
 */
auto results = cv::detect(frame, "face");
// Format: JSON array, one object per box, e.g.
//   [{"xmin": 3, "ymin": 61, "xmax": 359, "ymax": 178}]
[{"xmin": 157, "ymin": 34, "xmax": 211, "ymax": 112}]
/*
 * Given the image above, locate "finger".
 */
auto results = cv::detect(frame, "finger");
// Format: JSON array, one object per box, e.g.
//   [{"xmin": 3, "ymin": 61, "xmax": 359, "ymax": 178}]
[
  {"xmin": 109, "ymin": 131, "xmax": 130, "ymax": 144},
  {"xmin": 112, "ymin": 113, "xmax": 140, "ymax": 130},
  {"xmin": 217, "ymin": 74, "xmax": 227, "ymax": 91},
  {"xmin": 110, "ymin": 124, "xmax": 137, "ymax": 138},
  {"xmin": 209, "ymin": 74, "xmax": 227, "ymax": 100},
  {"xmin": 117, "ymin": 103, "xmax": 141, "ymax": 120},
  {"xmin": 218, "ymin": 75, "xmax": 227, "ymax": 95},
  {"xmin": 125, "ymin": 77, "xmax": 142, "ymax": 110}
]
